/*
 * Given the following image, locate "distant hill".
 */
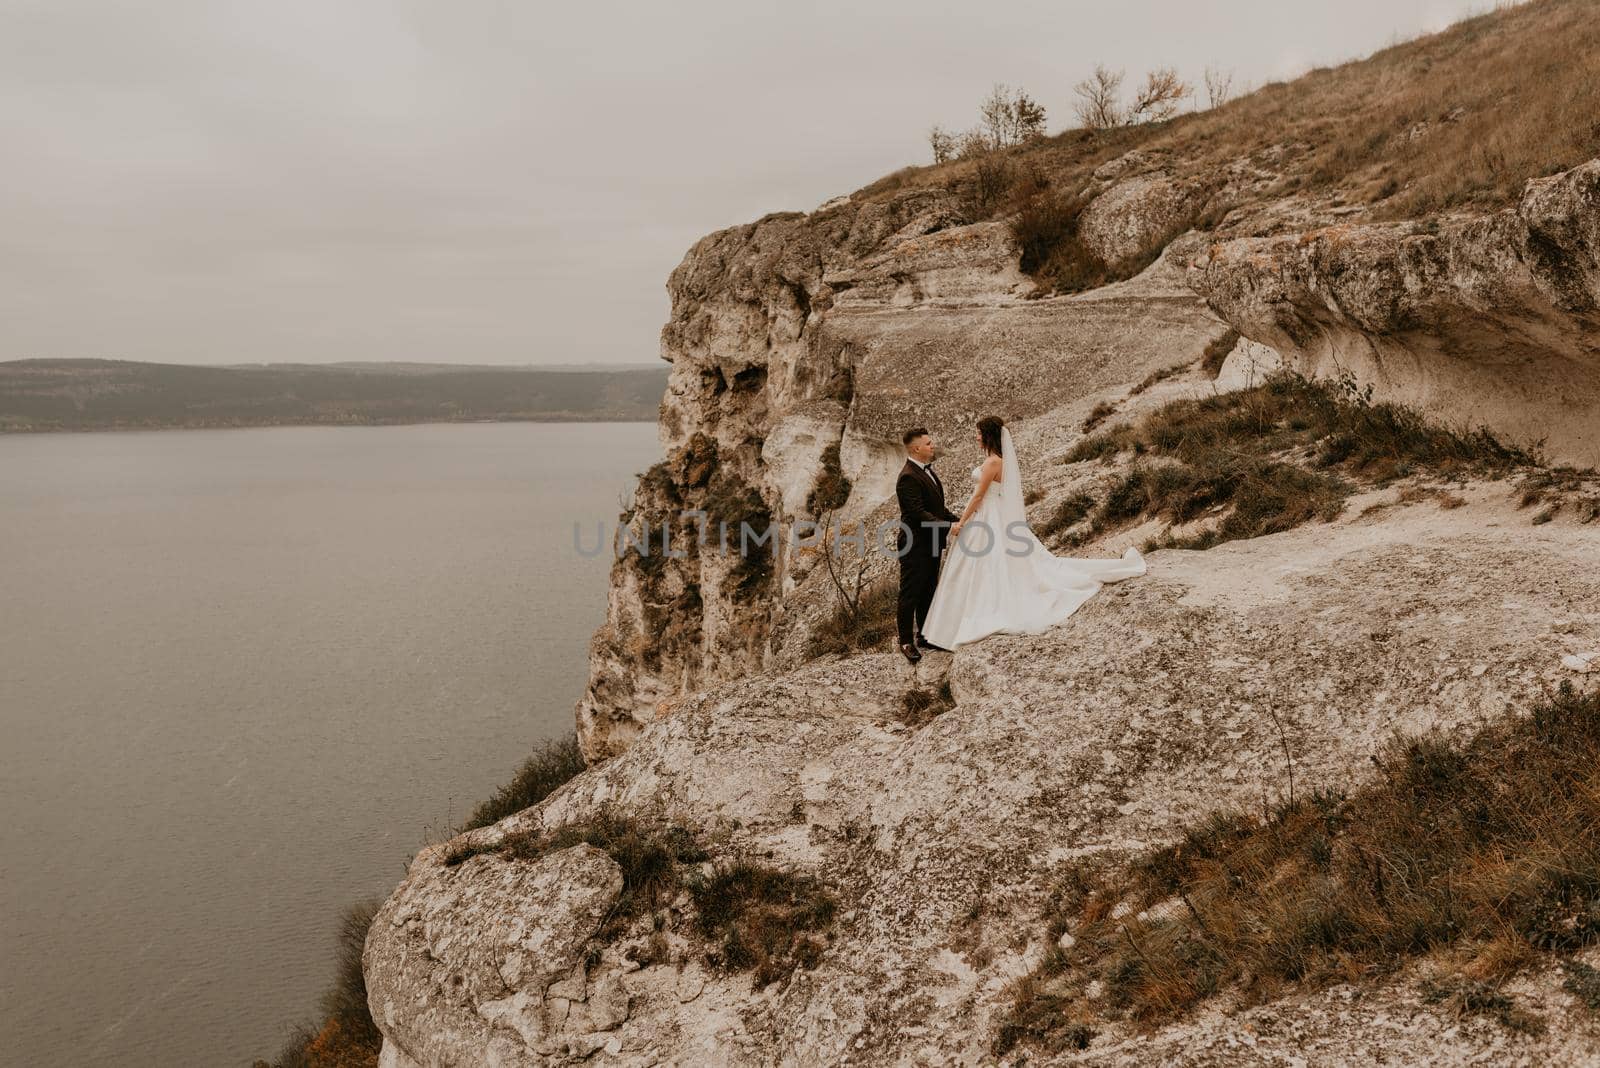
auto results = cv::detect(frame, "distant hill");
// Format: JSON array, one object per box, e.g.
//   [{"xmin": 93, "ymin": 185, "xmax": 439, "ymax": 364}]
[{"xmin": 0, "ymin": 359, "xmax": 668, "ymax": 432}]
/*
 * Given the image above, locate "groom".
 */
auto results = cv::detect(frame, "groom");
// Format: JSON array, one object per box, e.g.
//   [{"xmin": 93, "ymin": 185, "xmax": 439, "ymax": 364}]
[{"xmin": 895, "ymin": 427, "xmax": 959, "ymax": 664}]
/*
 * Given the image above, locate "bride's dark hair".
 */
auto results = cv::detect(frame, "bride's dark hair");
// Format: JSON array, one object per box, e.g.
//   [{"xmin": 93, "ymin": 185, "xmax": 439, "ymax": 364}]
[{"xmin": 977, "ymin": 415, "xmax": 1004, "ymax": 456}]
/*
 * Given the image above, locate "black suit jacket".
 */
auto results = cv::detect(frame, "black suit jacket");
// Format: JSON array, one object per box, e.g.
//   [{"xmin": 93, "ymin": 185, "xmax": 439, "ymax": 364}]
[{"xmin": 896, "ymin": 459, "xmax": 959, "ymax": 559}]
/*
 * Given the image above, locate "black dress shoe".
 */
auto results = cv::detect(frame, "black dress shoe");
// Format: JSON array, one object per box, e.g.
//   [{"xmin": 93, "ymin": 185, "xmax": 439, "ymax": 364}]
[
  {"xmin": 917, "ymin": 639, "xmax": 949, "ymax": 652},
  {"xmin": 899, "ymin": 643, "xmax": 923, "ymax": 664}
]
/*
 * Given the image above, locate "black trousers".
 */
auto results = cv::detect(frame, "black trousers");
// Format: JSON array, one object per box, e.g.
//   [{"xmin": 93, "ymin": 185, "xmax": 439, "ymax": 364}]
[{"xmin": 896, "ymin": 539, "xmax": 943, "ymax": 646}]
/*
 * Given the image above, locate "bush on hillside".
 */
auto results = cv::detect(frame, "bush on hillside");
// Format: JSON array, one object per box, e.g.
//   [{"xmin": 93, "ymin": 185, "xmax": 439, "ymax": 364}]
[{"xmin": 463, "ymin": 733, "xmax": 588, "ymax": 832}]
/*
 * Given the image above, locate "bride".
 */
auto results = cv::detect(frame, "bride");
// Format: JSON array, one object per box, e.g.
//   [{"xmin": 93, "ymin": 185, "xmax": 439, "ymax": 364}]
[{"xmin": 920, "ymin": 415, "xmax": 1145, "ymax": 650}]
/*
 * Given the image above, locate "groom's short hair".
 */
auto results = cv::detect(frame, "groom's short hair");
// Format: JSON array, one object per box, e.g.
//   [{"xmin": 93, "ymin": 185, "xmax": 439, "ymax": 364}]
[{"xmin": 902, "ymin": 427, "xmax": 929, "ymax": 445}]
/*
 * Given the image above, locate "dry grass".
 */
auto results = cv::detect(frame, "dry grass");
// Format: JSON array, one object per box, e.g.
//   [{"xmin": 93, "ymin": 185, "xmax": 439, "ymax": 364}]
[
  {"xmin": 1128, "ymin": 363, "xmax": 1185, "ymax": 397},
  {"xmin": 1161, "ymin": 0, "xmax": 1600, "ymax": 220},
  {"xmin": 1199, "ymin": 331, "xmax": 1241, "ymax": 378},
  {"xmin": 1114, "ymin": 459, "xmax": 1346, "ymax": 551},
  {"xmin": 688, "ymin": 863, "xmax": 838, "ymax": 989},
  {"xmin": 857, "ymin": 1, "xmax": 1600, "ymax": 234},
  {"xmin": 1081, "ymin": 401, "xmax": 1117, "ymax": 432},
  {"xmin": 1062, "ymin": 372, "xmax": 1531, "ymax": 550},
  {"xmin": 900, "ymin": 679, "xmax": 956, "ymax": 727},
  {"xmin": 1037, "ymin": 491, "xmax": 1097, "ymax": 540},
  {"xmin": 1517, "ymin": 467, "xmax": 1600, "ymax": 523},
  {"xmin": 999, "ymin": 682, "xmax": 1600, "ymax": 1054},
  {"xmin": 992, "ymin": 992, "xmax": 1097, "ymax": 1058},
  {"xmin": 855, "ymin": 122, "xmax": 1157, "ymax": 211}
]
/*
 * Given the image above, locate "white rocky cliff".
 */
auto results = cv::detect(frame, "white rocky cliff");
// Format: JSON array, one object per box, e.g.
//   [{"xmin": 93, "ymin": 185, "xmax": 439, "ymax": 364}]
[{"xmin": 365, "ymin": 131, "xmax": 1600, "ymax": 1064}]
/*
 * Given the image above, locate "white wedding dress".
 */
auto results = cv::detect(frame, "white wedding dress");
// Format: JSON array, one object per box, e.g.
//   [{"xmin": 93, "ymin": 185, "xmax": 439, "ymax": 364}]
[{"xmin": 920, "ymin": 426, "xmax": 1145, "ymax": 649}]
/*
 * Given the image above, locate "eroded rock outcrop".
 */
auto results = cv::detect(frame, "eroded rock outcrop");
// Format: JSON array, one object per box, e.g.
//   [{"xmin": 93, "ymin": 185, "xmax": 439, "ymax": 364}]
[
  {"xmin": 366, "ymin": 843, "xmax": 625, "ymax": 1065},
  {"xmin": 1077, "ymin": 172, "xmax": 1215, "ymax": 269},
  {"xmin": 1189, "ymin": 159, "xmax": 1600, "ymax": 468}
]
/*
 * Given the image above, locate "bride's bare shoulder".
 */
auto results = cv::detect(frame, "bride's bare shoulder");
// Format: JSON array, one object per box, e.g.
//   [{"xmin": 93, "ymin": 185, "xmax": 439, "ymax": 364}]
[{"xmin": 982, "ymin": 453, "xmax": 1003, "ymax": 479}]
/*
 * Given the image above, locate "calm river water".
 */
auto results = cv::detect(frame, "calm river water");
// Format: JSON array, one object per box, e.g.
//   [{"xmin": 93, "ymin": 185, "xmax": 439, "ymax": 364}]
[{"xmin": 0, "ymin": 421, "xmax": 660, "ymax": 1067}]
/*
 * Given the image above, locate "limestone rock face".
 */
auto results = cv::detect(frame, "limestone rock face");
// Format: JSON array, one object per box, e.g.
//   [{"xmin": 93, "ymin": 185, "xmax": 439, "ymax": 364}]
[
  {"xmin": 1188, "ymin": 159, "xmax": 1600, "ymax": 467},
  {"xmin": 370, "ymin": 485, "xmax": 1600, "ymax": 1066},
  {"xmin": 1077, "ymin": 172, "xmax": 1214, "ymax": 269},
  {"xmin": 364, "ymin": 843, "xmax": 624, "ymax": 1066},
  {"xmin": 1212, "ymin": 335, "xmax": 1284, "ymax": 391}
]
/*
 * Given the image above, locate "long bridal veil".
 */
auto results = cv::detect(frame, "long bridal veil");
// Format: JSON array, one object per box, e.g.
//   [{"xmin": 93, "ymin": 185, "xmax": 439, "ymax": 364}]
[{"xmin": 998, "ymin": 425, "xmax": 1026, "ymax": 537}]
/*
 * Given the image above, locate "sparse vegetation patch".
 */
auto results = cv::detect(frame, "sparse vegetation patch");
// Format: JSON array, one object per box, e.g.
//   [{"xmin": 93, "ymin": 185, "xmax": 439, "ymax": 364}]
[
  {"xmin": 445, "ymin": 809, "xmax": 836, "ymax": 987},
  {"xmin": 900, "ymin": 680, "xmax": 956, "ymax": 727},
  {"xmin": 999, "ymin": 683, "xmax": 1600, "ymax": 1053},
  {"xmin": 809, "ymin": 580, "xmax": 899, "ymax": 659},
  {"xmin": 1081, "ymin": 401, "xmax": 1117, "ymax": 433},
  {"xmin": 1062, "ymin": 371, "xmax": 1531, "ymax": 550},
  {"xmin": 1037, "ymin": 492, "xmax": 1096, "ymax": 540},
  {"xmin": 688, "ymin": 862, "xmax": 838, "ymax": 988},
  {"xmin": 444, "ymin": 809, "xmax": 701, "ymax": 935}
]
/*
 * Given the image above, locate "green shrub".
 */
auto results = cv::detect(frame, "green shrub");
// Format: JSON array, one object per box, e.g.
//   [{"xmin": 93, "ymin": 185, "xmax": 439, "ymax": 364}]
[{"xmin": 462, "ymin": 733, "xmax": 587, "ymax": 831}]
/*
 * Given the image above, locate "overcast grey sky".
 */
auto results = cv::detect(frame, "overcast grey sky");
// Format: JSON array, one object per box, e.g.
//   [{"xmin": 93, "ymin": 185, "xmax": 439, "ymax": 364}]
[{"xmin": 2, "ymin": 0, "xmax": 1491, "ymax": 366}]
